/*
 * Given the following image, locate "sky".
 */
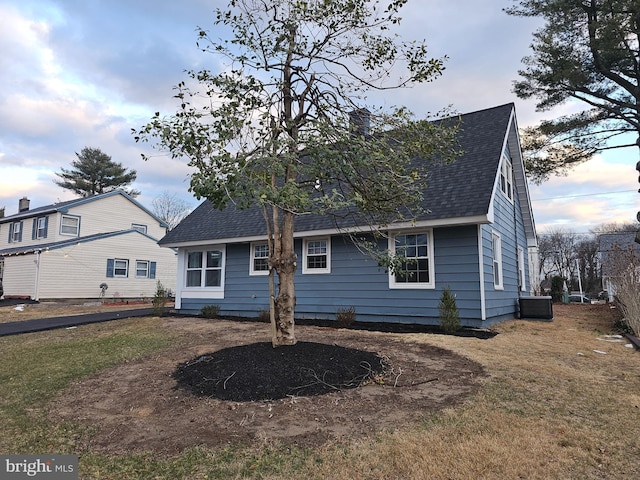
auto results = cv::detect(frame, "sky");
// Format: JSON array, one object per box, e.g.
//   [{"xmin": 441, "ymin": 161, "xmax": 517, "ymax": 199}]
[{"xmin": 0, "ymin": 0, "xmax": 638, "ymax": 234}]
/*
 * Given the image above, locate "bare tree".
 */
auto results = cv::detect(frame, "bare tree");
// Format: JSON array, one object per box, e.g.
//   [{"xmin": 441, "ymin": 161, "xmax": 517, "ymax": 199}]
[
  {"xmin": 538, "ymin": 227, "xmax": 577, "ymax": 282},
  {"xmin": 135, "ymin": 0, "xmax": 457, "ymax": 346},
  {"xmin": 592, "ymin": 222, "xmax": 639, "ymax": 235},
  {"xmin": 152, "ymin": 191, "xmax": 191, "ymax": 230},
  {"xmin": 575, "ymin": 237, "xmax": 600, "ymax": 293}
]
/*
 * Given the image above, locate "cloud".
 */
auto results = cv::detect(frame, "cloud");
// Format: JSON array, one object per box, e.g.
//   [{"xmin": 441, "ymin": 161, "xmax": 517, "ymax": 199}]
[{"xmin": 530, "ymin": 154, "xmax": 638, "ymax": 232}]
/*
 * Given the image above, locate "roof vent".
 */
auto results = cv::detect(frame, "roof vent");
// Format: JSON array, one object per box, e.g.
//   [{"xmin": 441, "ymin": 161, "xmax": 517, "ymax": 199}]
[{"xmin": 18, "ymin": 197, "xmax": 30, "ymax": 212}]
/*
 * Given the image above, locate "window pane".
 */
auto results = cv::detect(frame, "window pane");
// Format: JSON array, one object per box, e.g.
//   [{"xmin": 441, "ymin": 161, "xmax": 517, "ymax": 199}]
[
  {"xmin": 205, "ymin": 269, "xmax": 221, "ymax": 287},
  {"xmin": 61, "ymin": 216, "xmax": 79, "ymax": 235},
  {"xmin": 307, "ymin": 240, "xmax": 326, "ymax": 255},
  {"xmin": 307, "ymin": 255, "xmax": 327, "ymax": 269},
  {"xmin": 188, "ymin": 252, "xmax": 202, "ymax": 269},
  {"xmin": 114, "ymin": 259, "xmax": 128, "ymax": 277},
  {"xmin": 254, "ymin": 244, "xmax": 269, "ymax": 258},
  {"xmin": 254, "ymin": 258, "xmax": 269, "ymax": 271},
  {"xmin": 136, "ymin": 261, "xmax": 149, "ymax": 278},
  {"xmin": 186, "ymin": 270, "xmax": 201, "ymax": 287},
  {"xmin": 207, "ymin": 251, "xmax": 222, "ymax": 268}
]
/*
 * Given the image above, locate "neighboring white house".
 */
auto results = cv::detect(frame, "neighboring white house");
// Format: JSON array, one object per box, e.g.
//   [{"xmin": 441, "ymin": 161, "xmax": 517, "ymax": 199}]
[{"xmin": 0, "ymin": 191, "xmax": 177, "ymax": 301}]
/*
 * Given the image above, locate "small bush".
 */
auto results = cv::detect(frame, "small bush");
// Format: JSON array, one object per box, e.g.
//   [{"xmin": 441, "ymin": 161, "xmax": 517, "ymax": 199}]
[
  {"xmin": 152, "ymin": 281, "xmax": 168, "ymax": 316},
  {"xmin": 336, "ymin": 306, "xmax": 357, "ymax": 328},
  {"xmin": 439, "ymin": 287, "xmax": 460, "ymax": 334},
  {"xmin": 550, "ymin": 275, "xmax": 566, "ymax": 303},
  {"xmin": 201, "ymin": 304, "xmax": 221, "ymax": 319},
  {"xmin": 257, "ymin": 309, "xmax": 271, "ymax": 323}
]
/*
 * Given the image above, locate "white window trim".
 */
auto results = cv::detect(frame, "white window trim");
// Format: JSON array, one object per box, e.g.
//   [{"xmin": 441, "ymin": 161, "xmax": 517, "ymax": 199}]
[
  {"xmin": 388, "ymin": 230, "xmax": 435, "ymax": 289},
  {"xmin": 136, "ymin": 260, "xmax": 150, "ymax": 279},
  {"xmin": 249, "ymin": 242, "xmax": 270, "ymax": 276},
  {"xmin": 60, "ymin": 214, "xmax": 80, "ymax": 236},
  {"xmin": 182, "ymin": 246, "xmax": 226, "ymax": 293},
  {"xmin": 492, "ymin": 232, "xmax": 504, "ymax": 290},
  {"xmin": 114, "ymin": 258, "xmax": 129, "ymax": 278},
  {"xmin": 302, "ymin": 237, "xmax": 331, "ymax": 274}
]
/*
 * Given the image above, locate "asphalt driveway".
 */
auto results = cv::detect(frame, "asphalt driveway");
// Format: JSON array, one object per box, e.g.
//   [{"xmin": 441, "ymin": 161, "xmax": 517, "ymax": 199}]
[{"xmin": 0, "ymin": 300, "xmax": 154, "ymax": 337}]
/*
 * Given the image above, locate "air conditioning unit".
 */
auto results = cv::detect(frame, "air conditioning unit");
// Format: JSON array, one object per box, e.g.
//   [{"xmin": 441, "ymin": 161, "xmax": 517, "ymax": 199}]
[{"xmin": 519, "ymin": 296, "xmax": 553, "ymax": 321}]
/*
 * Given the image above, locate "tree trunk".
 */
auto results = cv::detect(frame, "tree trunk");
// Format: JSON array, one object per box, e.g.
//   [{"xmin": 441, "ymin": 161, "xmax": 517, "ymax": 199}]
[{"xmin": 272, "ymin": 209, "xmax": 297, "ymax": 346}]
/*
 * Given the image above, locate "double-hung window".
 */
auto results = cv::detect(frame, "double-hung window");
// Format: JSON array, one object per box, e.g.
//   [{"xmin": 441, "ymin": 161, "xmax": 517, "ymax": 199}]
[
  {"xmin": 302, "ymin": 238, "xmax": 330, "ymax": 274},
  {"xmin": 250, "ymin": 243, "xmax": 270, "ymax": 275},
  {"xmin": 114, "ymin": 259, "xmax": 129, "ymax": 278},
  {"xmin": 492, "ymin": 232, "xmax": 504, "ymax": 290},
  {"xmin": 186, "ymin": 249, "xmax": 224, "ymax": 288},
  {"xmin": 10, "ymin": 221, "xmax": 22, "ymax": 243},
  {"xmin": 389, "ymin": 231, "xmax": 435, "ymax": 289},
  {"xmin": 60, "ymin": 214, "xmax": 80, "ymax": 236},
  {"xmin": 500, "ymin": 155, "xmax": 513, "ymax": 201},
  {"xmin": 36, "ymin": 217, "xmax": 47, "ymax": 239},
  {"xmin": 136, "ymin": 260, "xmax": 150, "ymax": 278}
]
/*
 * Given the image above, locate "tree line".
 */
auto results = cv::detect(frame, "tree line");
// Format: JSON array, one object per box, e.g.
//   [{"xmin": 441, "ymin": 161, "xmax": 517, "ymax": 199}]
[{"xmin": 538, "ymin": 222, "xmax": 638, "ymax": 296}]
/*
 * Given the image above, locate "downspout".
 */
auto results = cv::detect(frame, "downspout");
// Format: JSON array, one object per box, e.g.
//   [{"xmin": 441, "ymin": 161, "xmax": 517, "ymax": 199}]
[
  {"xmin": 34, "ymin": 249, "xmax": 41, "ymax": 301},
  {"xmin": 477, "ymin": 224, "xmax": 486, "ymax": 321}
]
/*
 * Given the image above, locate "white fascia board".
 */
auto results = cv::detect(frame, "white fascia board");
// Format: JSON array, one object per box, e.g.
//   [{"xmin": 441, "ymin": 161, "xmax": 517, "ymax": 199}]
[{"xmin": 160, "ymin": 215, "xmax": 491, "ymax": 248}]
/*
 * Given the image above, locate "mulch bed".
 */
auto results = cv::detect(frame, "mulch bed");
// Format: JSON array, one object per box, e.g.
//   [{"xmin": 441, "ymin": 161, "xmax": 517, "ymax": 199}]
[{"xmin": 173, "ymin": 341, "xmax": 387, "ymax": 401}]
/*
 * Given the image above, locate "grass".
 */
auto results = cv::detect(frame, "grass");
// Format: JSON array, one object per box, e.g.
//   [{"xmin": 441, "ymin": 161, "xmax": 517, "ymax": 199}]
[
  {"xmin": 1, "ymin": 304, "xmax": 639, "ymax": 479},
  {"xmin": 0, "ymin": 317, "xmax": 176, "ymax": 454}
]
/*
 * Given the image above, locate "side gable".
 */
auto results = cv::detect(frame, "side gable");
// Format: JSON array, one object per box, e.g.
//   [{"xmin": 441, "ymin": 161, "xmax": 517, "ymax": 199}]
[
  {"xmin": 0, "ymin": 229, "xmax": 161, "ymax": 257},
  {"xmin": 0, "ymin": 190, "xmax": 169, "ymax": 229},
  {"xmin": 161, "ymin": 103, "xmax": 536, "ymax": 247},
  {"xmin": 488, "ymin": 106, "xmax": 537, "ymax": 249}
]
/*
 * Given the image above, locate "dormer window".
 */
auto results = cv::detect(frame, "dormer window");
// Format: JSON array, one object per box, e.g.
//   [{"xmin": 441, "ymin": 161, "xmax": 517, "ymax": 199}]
[
  {"xmin": 60, "ymin": 214, "xmax": 80, "ymax": 236},
  {"xmin": 9, "ymin": 221, "xmax": 22, "ymax": 243},
  {"xmin": 35, "ymin": 216, "xmax": 48, "ymax": 239}
]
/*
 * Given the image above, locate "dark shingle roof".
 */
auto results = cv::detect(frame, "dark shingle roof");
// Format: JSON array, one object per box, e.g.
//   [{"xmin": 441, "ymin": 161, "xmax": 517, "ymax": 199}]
[
  {"xmin": 0, "ymin": 229, "xmax": 154, "ymax": 257},
  {"xmin": 160, "ymin": 104, "xmax": 514, "ymax": 245}
]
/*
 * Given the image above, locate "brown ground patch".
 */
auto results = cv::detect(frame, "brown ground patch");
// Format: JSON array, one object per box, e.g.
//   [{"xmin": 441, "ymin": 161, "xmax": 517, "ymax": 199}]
[{"xmin": 52, "ymin": 317, "xmax": 486, "ymax": 455}]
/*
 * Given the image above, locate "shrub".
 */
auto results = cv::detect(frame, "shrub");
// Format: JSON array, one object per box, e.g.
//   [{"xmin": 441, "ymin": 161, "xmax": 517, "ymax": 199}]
[
  {"xmin": 608, "ymin": 244, "xmax": 640, "ymax": 336},
  {"xmin": 152, "ymin": 281, "xmax": 168, "ymax": 316},
  {"xmin": 550, "ymin": 275, "xmax": 566, "ymax": 303},
  {"xmin": 200, "ymin": 304, "xmax": 221, "ymax": 319},
  {"xmin": 257, "ymin": 309, "xmax": 271, "ymax": 323},
  {"xmin": 336, "ymin": 306, "xmax": 357, "ymax": 328},
  {"xmin": 439, "ymin": 287, "xmax": 460, "ymax": 334}
]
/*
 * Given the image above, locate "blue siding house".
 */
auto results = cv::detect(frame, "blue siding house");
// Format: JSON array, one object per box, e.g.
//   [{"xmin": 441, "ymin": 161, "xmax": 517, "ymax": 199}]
[{"xmin": 160, "ymin": 104, "xmax": 539, "ymax": 328}]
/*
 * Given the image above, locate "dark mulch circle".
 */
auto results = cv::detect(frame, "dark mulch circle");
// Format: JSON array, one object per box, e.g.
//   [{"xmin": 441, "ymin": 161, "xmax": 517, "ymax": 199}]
[{"xmin": 173, "ymin": 341, "xmax": 387, "ymax": 402}]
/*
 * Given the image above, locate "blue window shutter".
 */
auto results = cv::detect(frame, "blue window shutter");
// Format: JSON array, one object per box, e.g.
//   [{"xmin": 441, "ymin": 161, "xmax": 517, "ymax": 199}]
[
  {"xmin": 8, "ymin": 223, "xmax": 13, "ymax": 243},
  {"xmin": 106, "ymin": 259, "xmax": 115, "ymax": 278},
  {"xmin": 32, "ymin": 219, "xmax": 37, "ymax": 240},
  {"xmin": 150, "ymin": 262, "xmax": 157, "ymax": 279},
  {"xmin": 17, "ymin": 221, "xmax": 23, "ymax": 242}
]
